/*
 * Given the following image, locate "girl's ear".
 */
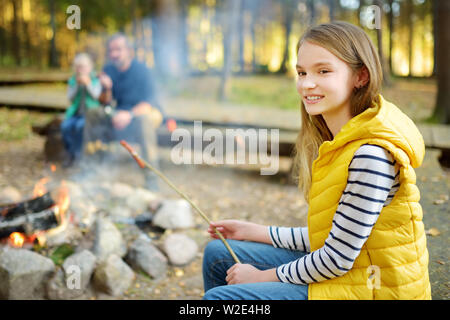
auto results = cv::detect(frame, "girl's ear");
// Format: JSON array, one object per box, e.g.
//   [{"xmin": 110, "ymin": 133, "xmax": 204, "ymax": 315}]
[{"xmin": 355, "ymin": 66, "xmax": 369, "ymax": 88}]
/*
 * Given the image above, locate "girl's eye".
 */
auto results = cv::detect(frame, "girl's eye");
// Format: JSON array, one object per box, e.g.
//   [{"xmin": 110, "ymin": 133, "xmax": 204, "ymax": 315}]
[
  {"xmin": 320, "ymin": 70, "xmax": 330, "ymax": 74},
  {"xmin": 297, "ymin": 71, "xmax": 306, "ymax": 76}
]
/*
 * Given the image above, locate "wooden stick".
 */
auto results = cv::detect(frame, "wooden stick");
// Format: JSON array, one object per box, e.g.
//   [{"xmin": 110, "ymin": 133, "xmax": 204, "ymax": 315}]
[{"xmin": 120, "ymin": 140, "xmax": 241, "ymax": 264}]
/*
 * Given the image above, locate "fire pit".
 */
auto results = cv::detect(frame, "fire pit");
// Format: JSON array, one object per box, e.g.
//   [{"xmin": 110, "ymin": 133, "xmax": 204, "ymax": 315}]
[{"xmin": 0, "ymin": 165, "xmax": 202, "ymax": 300}]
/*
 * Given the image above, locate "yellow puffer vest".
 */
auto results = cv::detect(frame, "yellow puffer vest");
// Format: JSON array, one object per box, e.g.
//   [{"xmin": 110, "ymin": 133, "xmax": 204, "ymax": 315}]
[{"xmin": 307, "ymin": 95, "xmax": 431, "ymax": 300}]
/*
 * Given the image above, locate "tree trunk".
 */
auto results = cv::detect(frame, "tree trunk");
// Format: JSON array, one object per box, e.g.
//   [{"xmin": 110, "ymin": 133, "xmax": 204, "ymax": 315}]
[
  {"xmin": 0, "ymin": 0, "xmax": 5, "ymax": 65},
  {"xmin": 238, "ymin": 0, "xmax": 245, "ymax": 73},
  {"xmin": 432, "ymin": 0, "xmax": 450, "ymax": 124},
  {"xmin": 277, "ymin": 0, "xmax": 294, "ymax": 74},
  {"xmin": 432, "ymin": 0, "xmax": 438, "ymax": 76},
  {"xmin": 406, "ymin": 0, "xmax": 414, "ymax": 76},
  {"xmin": 418, "ymin": 0, "xmax": 427, "ymax": 75},
  {"xmin": 387, "ymin": 0, "xmax": 394, "ymax": 76},
  {"xmin": 151, "ymin": 0, "xmax": 181, "ymax": 79},
  {"xmin": 179, "ymin": 0, "xmax": 190, "ymax": 71},
  {"xmin": 250, "ymin": 2, "xmax": 257, "ymax": 72},
  {"xmin": 23, "ymin": 20, "xmax": 32, "ymax": 66},
  {"xmin": 218, "ymin": 0, "xmax": 240, "ymax": 101},
  {"xmin": 11, "ymin": 0, "xmax": 21, "ymax": 66},
  {"xmin": 328, "ymin": 0, "xmax": 336, "ymax": 21},
  {"xmin": 357, "ymin": 0, "xmax": 365, "ymax": 25},
  {"xmin": 131, "ymin": 0, "xmax": 138, "ymax": 55},
  {"xmin": 48, "ymin": 0, "xmax": 58, "ymax": 67},
  {"xmin": 374, "ymin": 0, "xmax": 391, "ymax": 86},
  {"xmin": 307, "ymin": 0, "xmax": 316, "ymax": 26}
]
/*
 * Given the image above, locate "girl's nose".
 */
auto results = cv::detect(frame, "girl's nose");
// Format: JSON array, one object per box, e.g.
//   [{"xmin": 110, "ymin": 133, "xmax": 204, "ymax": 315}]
[
  {"xmin": 298, "ymin": 78, "xmax": 317, "ymax": 92},
  {"xmin": 301, "ymin": 78, "xmax": 317, "ymax": 89}
]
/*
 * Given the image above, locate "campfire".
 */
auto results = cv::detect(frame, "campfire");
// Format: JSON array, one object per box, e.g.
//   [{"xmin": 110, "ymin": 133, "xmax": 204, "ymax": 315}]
[
  {"xmin": 0, "ymin": 172, "xmax": 71, "ymax": 249},
  {"xmin": 0, "ymin": 158, "xmax": 203, "ymax": 300}
]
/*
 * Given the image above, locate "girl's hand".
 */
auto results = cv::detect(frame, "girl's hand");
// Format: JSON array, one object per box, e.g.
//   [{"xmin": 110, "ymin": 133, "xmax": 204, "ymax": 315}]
[
  {"xmin": 76, "ymin": 74, "xmax": 91, "ymax": 86},
  {"xmin": 207, "ymin": 220, "xmax": 273, "ymax": 245},
  {"xmin": 226, "ymin": 264, "xmax": 278, "ymax": 285},
  {"xmin": 207, "ymin": 220, "xmax": 249, "ymax": 241}
]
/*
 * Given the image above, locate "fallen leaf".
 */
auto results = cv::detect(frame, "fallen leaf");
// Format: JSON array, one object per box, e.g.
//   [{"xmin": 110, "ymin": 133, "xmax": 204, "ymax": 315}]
[
  {"xmin": 174, "ymin": 268, "xmax": 184, "ymax": 277},
  {"xmin": 436, "ymin": 260, "xmax": 445, "ymax": 265},
  {"xmin": 433, "ymin": 199, "xmax": 445, "ymax": 205},
  {"xmin": 426, "ymin": 228, "xmax": 441, "ymax": 236}
]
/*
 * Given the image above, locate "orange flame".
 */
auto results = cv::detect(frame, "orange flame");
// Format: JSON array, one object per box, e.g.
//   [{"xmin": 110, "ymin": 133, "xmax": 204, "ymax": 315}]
[
  {"xmin": 33, "ymin": 177, "xmax": 49, "ymax": 198},
  {"xmin": 55, "ymin": 180, "xmax": 70, "ymax": 225},
  {"xmin": 9, "ymin": 232, "xmax": 25, "ymax": 248},
  {"xmin": 50, "ymin": 164, "xmax": 56, "ymax": 172},
  {"xmin": 28, "ymin": 231, "xmax": 46, "ymax": 247}
]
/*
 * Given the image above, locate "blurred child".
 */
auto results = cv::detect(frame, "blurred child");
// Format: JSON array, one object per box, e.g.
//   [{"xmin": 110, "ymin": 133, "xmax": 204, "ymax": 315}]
[{"xmin": 61, "ymin": 53, "xmax": 101, "ymax": 166}]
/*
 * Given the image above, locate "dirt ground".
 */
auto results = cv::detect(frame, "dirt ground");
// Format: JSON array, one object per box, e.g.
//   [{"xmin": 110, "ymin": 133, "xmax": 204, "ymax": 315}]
[
  {"xmin": 0, "ymin": 132, "xmax": 308, "ymax": 300},
  {"xmin": 0, "ymin": 115, "xmax": 448, "ymax": 300}
]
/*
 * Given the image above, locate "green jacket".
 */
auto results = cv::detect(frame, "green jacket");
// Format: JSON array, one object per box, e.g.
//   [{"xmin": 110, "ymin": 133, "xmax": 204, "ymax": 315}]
[{"xmin": 65, "ymin": 72, "xmax": 101, "ymax": 119}]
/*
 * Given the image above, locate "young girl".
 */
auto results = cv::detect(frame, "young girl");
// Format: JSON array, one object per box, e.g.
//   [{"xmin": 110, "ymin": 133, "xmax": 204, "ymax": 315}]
[
  {"xmin": 202, "ymin": 21, "xmax": 431, "ymax": 300},
  {"xmin": 61, "ymin": 53, "xmax": 101, "ymax": 166}
]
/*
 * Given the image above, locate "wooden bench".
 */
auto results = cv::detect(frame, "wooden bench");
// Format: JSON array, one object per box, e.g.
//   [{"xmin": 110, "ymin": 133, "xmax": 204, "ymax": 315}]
[
  {"xmin": 0, "ymin": 72, "xmax": 70, "ymax": 85},
  {"xmin": 1, "ymin": 86, "xmax": 448, "ymax": 155},
  {"xmin": 416, "ymin": 123, "xmax": 450, "ymax": 151}
]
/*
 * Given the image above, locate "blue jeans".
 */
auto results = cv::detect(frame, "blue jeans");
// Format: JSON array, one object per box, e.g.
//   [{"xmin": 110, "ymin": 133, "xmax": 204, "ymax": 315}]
[
  {"xmin": 202, "ymin": 239, "xmax": 309, "ymax": 300},
  {"xmin": 61, "ymin": 116, "xmax": 85, "ymax": 158}
]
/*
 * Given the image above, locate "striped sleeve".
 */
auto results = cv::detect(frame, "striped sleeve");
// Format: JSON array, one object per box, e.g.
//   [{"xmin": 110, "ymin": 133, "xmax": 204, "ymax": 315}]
[
  {"xmin": 268, "ymin": 226, "xmax": 310, "ymax": 252},
  {"xmin": 276, "ymin": 144, "xmax": 400, "ymax": 285}
]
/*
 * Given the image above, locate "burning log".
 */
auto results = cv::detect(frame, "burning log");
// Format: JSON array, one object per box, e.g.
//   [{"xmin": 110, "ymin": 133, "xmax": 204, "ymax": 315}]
[
  {"xmin": 0, "ymin": 192, "xmax": 55, "ymax": 220},
  {"xmin": 0, "ymin": 206, "xmax": 59, "ymax": 239}
]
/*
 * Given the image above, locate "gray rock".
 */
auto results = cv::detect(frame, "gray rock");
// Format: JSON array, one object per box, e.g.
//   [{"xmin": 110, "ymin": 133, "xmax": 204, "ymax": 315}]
[
  {"xmin": 163, "ymin": 233, "xmax": 198, "ymax": 266},
  {"xmin": 70, "ymin": 199, "xmax": 97, "ymax": 229},
  {"xmin": 47, "ymin": 269, "xmax": 77, "ymax": 300},
  {"xmin": 125, "ymin": 188, "xmax": 158, "ymax": 215},
  {"xmin": 152, "ymin": 199, "xmax": 194, "ymax": 229},
  {"xmin": 91, "ymin": 217, "xmax": 127, "ymax": 260},
  {"xmin": 93, "ymin": 254, "xmax": 135, "ymax": 297},
  {"xmin": 109, "ymin": 206, "xmax": 133, "ymax": 219},
  {"xmin": 47, "ymin": 250, "xmax": 97, "ymax": 300},
  {"xmin": 45, "ymin": 223, "xmax": 82, "ymax": 247},
  {"xmin": 110, "ymin": 182, "xmax": 135, "ymax": 199},
  {"xmin": 0, "ymin": 248, "xmax": 55, "ymax": 299},
  {"xmin": 126, "ymin": 235, "xmax": 168, "ymax": 279},
  {"xmin": 63, "ymin": 250, "xmax": 97, "ymax": 289}
]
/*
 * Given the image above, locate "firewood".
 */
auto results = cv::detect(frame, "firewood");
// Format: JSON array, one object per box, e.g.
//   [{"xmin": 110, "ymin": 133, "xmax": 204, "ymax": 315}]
[
  {"xmin": 0, "ymin": 206, "xmax": 58, "ymax": 238},
  {"xmin": 0, "ymin": 192, "xmax": 54, "ymax": 220}
]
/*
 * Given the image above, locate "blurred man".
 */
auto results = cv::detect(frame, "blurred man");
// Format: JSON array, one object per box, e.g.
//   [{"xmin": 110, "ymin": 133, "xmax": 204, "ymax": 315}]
[{"xmin": 99, "ymin": 33, "xmax": 164, "ymax": 191}]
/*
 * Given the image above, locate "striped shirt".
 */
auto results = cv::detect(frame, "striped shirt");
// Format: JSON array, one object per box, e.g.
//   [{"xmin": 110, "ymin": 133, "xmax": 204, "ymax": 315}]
[{"xmin": 269, "ymin": 144, "xmax": 400, "ymax": 285}]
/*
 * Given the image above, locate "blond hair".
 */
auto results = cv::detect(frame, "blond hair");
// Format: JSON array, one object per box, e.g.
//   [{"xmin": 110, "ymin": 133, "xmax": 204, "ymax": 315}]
[
  {"xmin": 73, "ymin": 52, "xmax": 94, "ymax": 70},
  {"xmin": 292, "ymin": 21, "xmax": 383, "ymax": 202}
]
